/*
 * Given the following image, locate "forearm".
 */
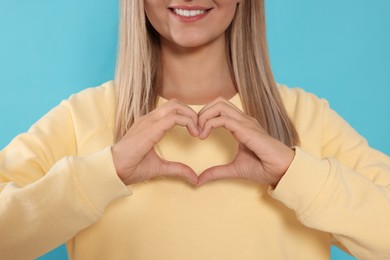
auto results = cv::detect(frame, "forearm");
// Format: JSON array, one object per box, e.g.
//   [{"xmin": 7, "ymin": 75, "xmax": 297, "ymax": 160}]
[
  {"xmin": 271, "ymin": 147, "xmax": 390, "ymax": 259},
  {"xmin": 0, "ymin": 148, "xmax": 130, "ymax": 259}
]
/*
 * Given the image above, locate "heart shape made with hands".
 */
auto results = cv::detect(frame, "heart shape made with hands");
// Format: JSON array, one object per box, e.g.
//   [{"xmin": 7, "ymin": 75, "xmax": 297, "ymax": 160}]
[
  {"xmin": 154, "ymin": 122, "xmax": 239, "ymax": 176},
  {"xmin": 154, "ymin": 95, "xmax": 243, "ymax": 176},
  {"xmin": 151, "ymin": 96, "xmax": 290, "ymax": 187},
  {"xmin": 151, "ymin": 94, "xmax": 288, "ymax": 187}
]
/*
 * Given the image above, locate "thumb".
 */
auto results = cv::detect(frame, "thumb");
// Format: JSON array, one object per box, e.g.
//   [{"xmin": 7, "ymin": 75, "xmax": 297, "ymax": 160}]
[
  {"xmin": 197, "ymin": 164, "xmax": 238, "ymax": 186},
  {"xmin": 158, "ymin": 161, "xmax": 199, "ymax": 185}
]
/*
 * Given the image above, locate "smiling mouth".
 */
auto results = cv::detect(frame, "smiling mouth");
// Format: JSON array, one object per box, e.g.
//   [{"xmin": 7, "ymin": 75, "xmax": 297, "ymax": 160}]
[{"xmin": 169, "ymin": 8, "xmax": 211, "ymax": 18}]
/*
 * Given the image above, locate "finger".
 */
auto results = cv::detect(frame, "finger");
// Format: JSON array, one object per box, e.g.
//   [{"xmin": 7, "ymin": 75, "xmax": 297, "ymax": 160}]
[
  {"xmin": 199, "ymin": 115, "xmax": 245, "ymax": 141},
  {"xmin": 123, "ymin": 114, "xmax": 199, "ymax": 161},
  {"xmin": 198, "ymin": 98, "xmax": 243, "ymax": 129},
  {"xmin": 158, "ymin": 161, "xmax": 199, "ymax": 185},
  {"xmin": 197, "ymin": 164, "xmax": 239, "ymax": 186},
  {"xmin": 156, "ymin": 113, "xmax": 200, "ymax": 137},
  {"xmin": 156, "ymin": 99, "xmax": 199, "ymax": 125},
  {"xmin": 199, "ymin": 96, "xmax": 239, "ymax": 114},
  {"xmin": 154, "ymin": 100, "xmax": 200, "ymax": 137}
]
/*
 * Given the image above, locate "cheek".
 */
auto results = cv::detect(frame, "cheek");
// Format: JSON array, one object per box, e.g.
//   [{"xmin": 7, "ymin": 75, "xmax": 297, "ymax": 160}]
[
  {"xmin": 217, "ymin": 4, "xmax": 239, "ymax": 30},
  {"xmin": 144, "ymin": 4, "xmax": 169, "ymax": 37}
]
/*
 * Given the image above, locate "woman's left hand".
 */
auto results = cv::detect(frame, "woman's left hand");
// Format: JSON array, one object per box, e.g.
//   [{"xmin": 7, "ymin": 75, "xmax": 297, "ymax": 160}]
[{"xmin": 197, "ymin": 97, "xmax": 295, "ymax": 188}]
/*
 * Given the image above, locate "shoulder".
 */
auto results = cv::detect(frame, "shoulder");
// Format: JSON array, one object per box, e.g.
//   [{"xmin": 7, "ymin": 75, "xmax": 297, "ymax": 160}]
[
  {"xmin": 63, "ymin": 80, "xmax": 116, "ymax": 119},
  {"xmin": 276, "ymin": 83, "xmax": 330, "ymax": 121},
  {"xmin": 60, "ymin": 80, "xmax": 117, "ymax": 146},
  {"xmin": 66, "ymin": 80, "xmax": 116, "ymax": 107},
  {"xmin": 56, "ymin": 80, "xmax": 117, "ymax": 154},
  {"xmin": 276, "ymin": 84, "xmax": 333, "ymax": 155},
  {"xmin": 29, "ymin": 80, "xmax": 116, "ymax": 131}
]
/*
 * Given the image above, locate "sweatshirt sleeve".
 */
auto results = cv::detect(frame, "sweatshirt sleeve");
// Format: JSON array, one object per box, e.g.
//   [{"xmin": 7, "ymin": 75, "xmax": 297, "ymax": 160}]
[
  {"xmin": 270, "ymin": 98, "xmax": 390, "ymax": 259},
  {"xmin": 0, "ymin": 96, "xmax": 131, "ymax": 259}
]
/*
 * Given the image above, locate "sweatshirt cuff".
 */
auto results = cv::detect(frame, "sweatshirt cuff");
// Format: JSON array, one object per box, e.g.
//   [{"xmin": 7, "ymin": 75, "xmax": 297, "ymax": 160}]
[
  {"xmin": 72, "ymin": 147, "xmax": 131, "ymax": 214},
  {"xmin": 269, "ymin": 147, "xmax": 330, "ymax": 216}
]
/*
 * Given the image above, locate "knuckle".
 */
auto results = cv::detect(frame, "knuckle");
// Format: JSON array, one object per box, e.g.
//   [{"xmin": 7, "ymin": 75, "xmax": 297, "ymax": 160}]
[
  {"xmin": 216, "ymin": 99, "xmax": 227, "ymax": 107},
  {"xmin": 151, "ymin": 107, "xmax": 166, "ymax": 118},
  {"xmin": 216, "ymin": 96, "xmax": 227, "ymax": 102},
  {"xmin": 155, "ymin": 103, "xmax": 178, "ymax": 118},
  {"xmin": 167, "ymin": 99, "xmax": 181, "ymax": 108},
  {"xmin": 249, "ymin": 116, "xmax": 258, "ymax": 123}
]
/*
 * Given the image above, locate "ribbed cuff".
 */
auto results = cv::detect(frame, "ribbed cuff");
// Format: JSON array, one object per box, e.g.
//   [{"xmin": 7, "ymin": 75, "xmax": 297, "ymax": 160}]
[
  {"xmin": 269, "ymin": 147, "xmax": 330, "ymax": 216},
  {"xmin": 73, "ymin": 147, "xmax": 131, "ymax": 214}
]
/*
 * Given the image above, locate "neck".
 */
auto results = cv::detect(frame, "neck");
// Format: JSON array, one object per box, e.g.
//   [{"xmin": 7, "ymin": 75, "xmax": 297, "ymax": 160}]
[{"xmin": 158, "ymin": 37, "xmax": 237, "ymax": 105}]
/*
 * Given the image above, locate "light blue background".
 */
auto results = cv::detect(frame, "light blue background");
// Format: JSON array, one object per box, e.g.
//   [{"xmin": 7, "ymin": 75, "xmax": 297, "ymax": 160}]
[{"xmin": 0, "ymin": 0, "xmax": 389, "ymax": 259}]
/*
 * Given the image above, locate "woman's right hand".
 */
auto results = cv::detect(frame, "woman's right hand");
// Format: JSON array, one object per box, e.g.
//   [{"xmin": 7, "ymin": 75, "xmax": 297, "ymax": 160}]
[{"xmin": 111, "ymin": 99, "xmax": 199, "ymax": 185}]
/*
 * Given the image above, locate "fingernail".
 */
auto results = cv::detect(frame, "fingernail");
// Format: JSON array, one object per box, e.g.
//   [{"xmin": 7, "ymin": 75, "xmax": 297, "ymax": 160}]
[
  {"xmin": 190, "ymin": 178, "xmax": 198, "ymax": 186},
  {"xmin": 194, "ymin": 128, "xmax": 200, "ymax": 136}
]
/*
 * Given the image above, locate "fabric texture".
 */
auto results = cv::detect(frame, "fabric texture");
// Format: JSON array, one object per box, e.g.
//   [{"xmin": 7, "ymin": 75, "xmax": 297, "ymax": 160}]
[{"xmin": 1, "ymin": 81, "xmax": 389, "ymax": 260}]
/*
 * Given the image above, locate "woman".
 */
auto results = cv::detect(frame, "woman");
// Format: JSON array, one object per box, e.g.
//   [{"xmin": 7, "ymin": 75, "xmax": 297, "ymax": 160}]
[{"xmin": 1, "ymin": 0, "xmax": 389, "ymax": 259}]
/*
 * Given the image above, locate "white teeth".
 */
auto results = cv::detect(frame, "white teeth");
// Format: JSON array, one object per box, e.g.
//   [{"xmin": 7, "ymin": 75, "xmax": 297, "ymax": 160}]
[{"xmin": 173, "ymin": 9, "xmax": 206, "ymax": 17}]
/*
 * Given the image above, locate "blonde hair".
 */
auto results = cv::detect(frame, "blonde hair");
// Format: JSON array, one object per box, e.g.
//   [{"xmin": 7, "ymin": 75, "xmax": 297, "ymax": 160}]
[{"xmin": 114, "ymin": 0, "xmax": 299, "ymax": 146}]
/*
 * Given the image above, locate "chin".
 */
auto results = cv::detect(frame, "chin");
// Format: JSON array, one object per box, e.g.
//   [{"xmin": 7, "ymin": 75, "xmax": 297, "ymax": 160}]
[
  {"xmin": 169, "ymin": 35, "xmax": 220, "ymax": 50},
  {"xmin": 177, "ymin": 42, "xmax": 208, "ymax": 49}
]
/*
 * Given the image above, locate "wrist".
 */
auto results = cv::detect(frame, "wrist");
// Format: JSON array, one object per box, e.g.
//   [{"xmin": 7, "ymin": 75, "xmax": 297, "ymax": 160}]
[
  {"xmin": 111, "ymin": 145, "xmax": 127, "ymax": 182},
  {"xmin": 270, "ymin": 147, "xmax": 295, "ymax": 188}
]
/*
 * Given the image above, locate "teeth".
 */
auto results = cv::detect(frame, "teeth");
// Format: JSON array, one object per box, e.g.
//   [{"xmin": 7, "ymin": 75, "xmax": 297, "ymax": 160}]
[{"xmin": 173, "ymin": 9, "xmax": 206, "ymax": 17}]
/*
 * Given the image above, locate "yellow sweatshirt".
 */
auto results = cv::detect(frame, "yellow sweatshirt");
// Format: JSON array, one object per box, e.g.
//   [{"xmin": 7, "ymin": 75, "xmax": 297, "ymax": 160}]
[{"xmin": 1, "ymin": 81, "xmax": 390, "ymax": 260}]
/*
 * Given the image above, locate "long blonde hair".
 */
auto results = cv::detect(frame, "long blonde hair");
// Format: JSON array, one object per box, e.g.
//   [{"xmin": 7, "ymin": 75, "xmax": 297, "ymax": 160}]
[{"xmin": 114, "ymin": 0, "xmax": 299, "ymax": 146}]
